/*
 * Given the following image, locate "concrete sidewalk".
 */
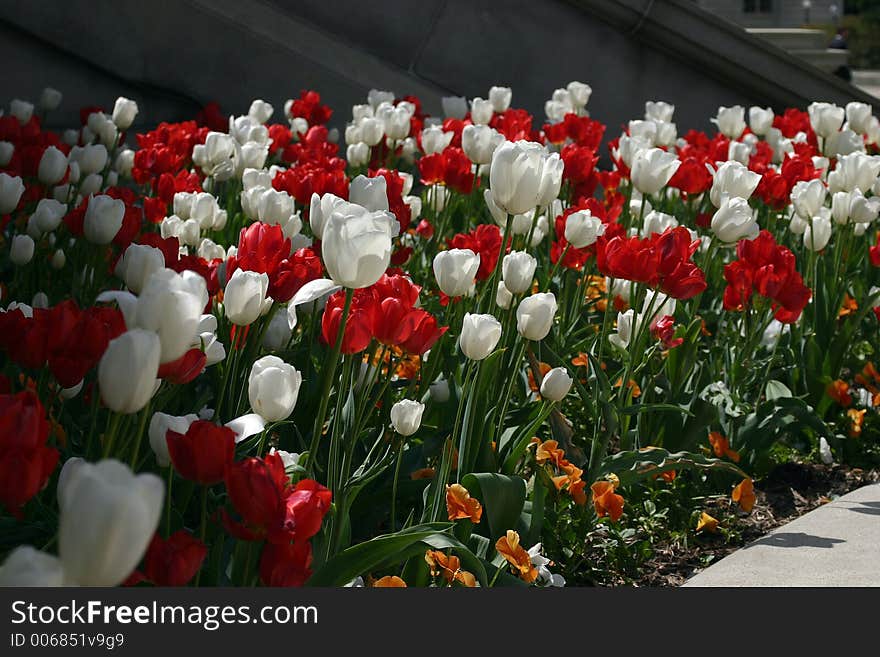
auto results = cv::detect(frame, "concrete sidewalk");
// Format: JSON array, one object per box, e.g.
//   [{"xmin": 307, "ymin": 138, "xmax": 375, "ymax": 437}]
[{"xmin": 684, "ymin": 484, "xmax": 880, "ymax": 587}]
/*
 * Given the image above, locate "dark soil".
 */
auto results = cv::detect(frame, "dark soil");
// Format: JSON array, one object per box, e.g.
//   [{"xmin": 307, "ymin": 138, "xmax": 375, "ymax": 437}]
[{"xmin": 635, "ymin": 462, "xmax": 880, "ymax": 586}]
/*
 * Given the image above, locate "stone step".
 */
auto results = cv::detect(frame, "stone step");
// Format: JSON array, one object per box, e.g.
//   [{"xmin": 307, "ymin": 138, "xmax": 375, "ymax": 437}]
[{"xmin": 748, "ymin": 27, "xmax": 829, "ymax": 52}]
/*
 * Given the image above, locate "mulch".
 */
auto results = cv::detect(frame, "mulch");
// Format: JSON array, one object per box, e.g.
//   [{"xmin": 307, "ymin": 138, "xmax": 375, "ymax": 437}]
[{"xmin": 633, "ymin": 462, "xmax": 880, "ymax": 586}]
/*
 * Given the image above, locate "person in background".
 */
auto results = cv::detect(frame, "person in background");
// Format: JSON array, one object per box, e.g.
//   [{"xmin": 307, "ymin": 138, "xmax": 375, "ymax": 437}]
[{"xmin": 829, "ymin": 27, "xmax": 851, "ymax": 82}]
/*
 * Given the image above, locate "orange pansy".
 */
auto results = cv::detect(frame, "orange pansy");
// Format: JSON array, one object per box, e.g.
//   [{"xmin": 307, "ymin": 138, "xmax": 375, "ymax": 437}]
[
  {"xmin": 847, "ymin": 408, "xmax": 866, "ymax": 438},
  {"xmin": 534, "ymin": 439, "xmax": 566, "ymax": 467},
  {"xmin": 731, "ymin": 478, "xmax": 756, "ymax": 512},
  {"xmin": 446, "ymin": 483, "xmax": 483, "ymax": 523},
  {"xmin": 410, "ymin": 467, "xmax": 435, "ymax": 480},
  {"xmin": 424, "ymin": 550, "xmax": 477, "ymax": 587},
  {"xmin": 696, "ymin": 512, "xmax": 719, "ymax": 533},
  {"xmin": 708, "ymin": 431, "xmax": 741, "ymax": 462},
  {"xmin": 614, "ymin": 378, "xmax": 641, "ymax": 398},
  {"xmin": 838, "ymin": 293, "xmax": 858, "ymax": 318},
  {"xmin": 495, "ymin": 530, "xmax": 538, "ymax": 583},
  {"xmin": 373, "ymin": 575, "xmax": 407, "ymax": 587},
  {"xmin": 826, "ymin": 380, "xmax": 852, "ymax": 407},
  {"xmin": 591, "ymin": 480, "xmax": 624, "ymax": 521},
  {"xmin": 571, "ymin": 352, "xmax": 590, "ymax": 369}
]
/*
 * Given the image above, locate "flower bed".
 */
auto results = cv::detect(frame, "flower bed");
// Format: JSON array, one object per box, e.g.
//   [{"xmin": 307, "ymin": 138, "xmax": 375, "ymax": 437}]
[{"xmin": 0, "ymin": 85, "xmax": 878, "ymax": 587}]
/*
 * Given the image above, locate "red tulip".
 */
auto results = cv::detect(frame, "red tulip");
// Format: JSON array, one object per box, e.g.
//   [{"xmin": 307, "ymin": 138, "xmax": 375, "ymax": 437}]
[
  {"xmin": 166, "ymin": 420, "xmax": 235, "ymax": 485},
  {"xmin": 260, "ymin": 540, "xmax": 312, "ymax": 587},
  {"xmin": 143, "ymin": 531, "xmax": 207, "ymax": 586}
]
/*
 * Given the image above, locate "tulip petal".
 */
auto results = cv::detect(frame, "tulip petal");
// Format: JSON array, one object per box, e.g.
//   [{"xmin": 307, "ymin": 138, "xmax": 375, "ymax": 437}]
[
  {"xmin": 290, "ymin": 278, "xmax": 341, "ymax": 306},
  {"xmin": 95, "ymin": 290, "xmax": 137, "ymax": 327},
  {"xmin": 225, "ymin": 413, "xmax": 266, "ymax": 443}
]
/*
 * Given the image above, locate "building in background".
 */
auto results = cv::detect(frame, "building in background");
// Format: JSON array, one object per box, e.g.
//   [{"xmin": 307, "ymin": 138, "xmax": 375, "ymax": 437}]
[{"xmin": 695, "ymin": 1, "xmax": 842, "ymax": 28}]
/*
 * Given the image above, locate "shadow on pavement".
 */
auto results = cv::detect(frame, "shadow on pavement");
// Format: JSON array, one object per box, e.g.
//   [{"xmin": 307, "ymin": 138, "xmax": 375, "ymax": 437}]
[{"xmin": 746, "ymin": 532, "xmax": 845, "ymax": 549}]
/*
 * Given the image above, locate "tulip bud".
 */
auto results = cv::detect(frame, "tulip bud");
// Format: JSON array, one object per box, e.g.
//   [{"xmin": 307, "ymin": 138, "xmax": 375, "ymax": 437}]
[
  {"xmin": 459, "ymin": 313, "xmax": 502, "ymax": 361},
  {"xmin": 502, "ymin": 251, "xmax": 537, "ymax": 294},
  {"xmin": 39, "ymin": 87, "xmax": 63, "ymax": 111},
  {"xmin": 308, "ymin": 192, "xmax": 347, "ymax": 240},
  {"xmin": 32, "ymin": 292, "xmax": 49, "ymax": 309},
  {"xmin": 111, "ymin": 96, "xmax": 139, "ymax": 130},
  {"xmin": 322, "ymin": 202, "xmax": 396, "ymax": 289},
  {"xmin": 58, "ymin": 459, "xmax": 163, "ymax": 586},
  {"xmin": 51, "ymin": 249, "xmax": 66, "ymax": 270},
  {"xmin": 248, "ymin": 99, "xmax": 274, "ymax": 124},
  {"xmin": 248, "ymin": 355, "xmax": 302, "ymax": 421},
  {"xmin": 470, "ymin": 97, "xmax": 494, "ymax": 125},
  {"xmin": 60, "ymin": 379, "xmax": 83, "ymax": 400},
  {"xmin": 0, "ymin": 173, "xmax": 25, "ymax": 214},
  {"xmin": 421, "ymin": 125, "xmax": 454, "ymax": 155},
  {"xmin": 540, "ymin": 367, "xmax": 573, "ymax": 402},
  {"xmin": 98, "ymin": 329, "xmax": 161, "ymax": 414},
  {"xmin": 134, "ymin": 268, "xmax": 207, "ymax": 363},
  {"xmin": 37, "ymin": 146, "xmax": 68, "ymax": 186},
  {"xmin": 516, "ymin": 293, "xmax": 557, "ymax": 341},
  {"xmin": 360, "ymin": 117, "xmax": 385, "ymax": 146},
  {"xmin": 462, "ymin": 124, "xmax": 504, "ymax": 165},
  {"xmin": 845, "ymin": 102, "xmax": 873, "ymax": 135},
  {"xmin": 442, "ymin": 96, "xmax": 468, "ymax": 119},
  {"xmin": 709, "ymin": 161, "xmax": 762, "ymax": 207},
  {"xmin": 748, "ymin": 106, "xmax": 774, "ymax": 136},
  {"xmin": 390, "ymin": 399, "xmax": 425, "ymax": 436},
  {"xmin": 790, "ymin": 179, "xmax": 827, "ymax": 220},
  {"xmin": 0, "ymin": 546, "xmax": 65, "ymax": 586},
  {"xmin": 10, "ymin": 234, "xmax": 35, "ymax": 265},
  {"xmin": 711, "ymin": 196, "xmax": 759, "ymax": 243},
  {"xmin": 490, "ymin": 140, "xmax": 562, "ymax": 215},
  {"xmin": 567, "ymin": 81, "xmax": 592, "ymax": 109},
  {"xmin": 496, "ymin": 280, "xmax": 513, "ymax": 309},
  {"xmin": 819, "ymin": 437, "xmax": 833, "ymax": 465},
  {"xmin": 488, "ymin": 86, "xmax": 512, "ymax": 113},
  {"xmin": 712, "ymin": 105, "xmax": 746, "ymax": 138},
  {"xmin": 118, "ymin": 243, "xmax": 165, "ymax": 294},
  {"xmin": 808, "ymin": 102, "xmax": 845, "ymax": 139},
  {"xmin": 0, "ymin": 141, "xmax": 12, "ymax": 166},
  {"xmin": 84, "ymin": 194, "xmax": 124, "ymax": 244},
  {"xmin": 347, "ymin": 142, "xmax": 370, "ymax": 166},
  {"xmin": 630, "ymin": 147, "xmax": 680, "ymax": 195},
  {"xmin": 645, "ymin": 101, "xmax": 675, "ymax": 123},
  {"xmin": 10, "ymin": 99, "xmax": 34, "ymax": 125},
  {"xmin": 564, "ymin": 210, "xmax": 606, "ymax": 248},
  {"xmin": 641, "ymin": 210, "xmax": 678, "ymax": 237},
  {"xmin": 349, "ymin": 174, "xmax": 389, "ymax": 212},
  {"xmin": 804, "ymin": 215, "xmax": 833, "ymax": 252},
  {"xmin": 80, "ymin": 173, "xmax": 103, "ymax": 198},
  {"xmin": 225, "ymin": 269, "xmax": 270, "ymax": 326},
  {"xmin": 148, "ymin": 412, "xmax": 198, "ymax": 467},
  {"xmin": 433, "ymin": 248, "xmax": 480, "ymax": 297}
]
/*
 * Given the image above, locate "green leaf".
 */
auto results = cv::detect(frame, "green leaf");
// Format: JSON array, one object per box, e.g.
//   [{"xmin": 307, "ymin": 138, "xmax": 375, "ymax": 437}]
[
  {"xmin": 462, "ymin": 472, "xmax": 527, "ymax": 541},
  {"xmin": 599, "ymin": 447, "xmax": 748, "ymax": 487},
  {"xmin": 307, "ymin": 523, "xmax": 453, "ymax": 586}
]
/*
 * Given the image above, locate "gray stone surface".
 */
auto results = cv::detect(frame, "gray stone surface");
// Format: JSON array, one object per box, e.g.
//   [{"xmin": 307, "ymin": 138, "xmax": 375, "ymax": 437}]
[
  {"xmin": 1, "ymin": 0, "xmax": 877, "ymax": 136},
  {"xmin": 684, "ymin": 484, "xmax": 880, "ymax": 587}
]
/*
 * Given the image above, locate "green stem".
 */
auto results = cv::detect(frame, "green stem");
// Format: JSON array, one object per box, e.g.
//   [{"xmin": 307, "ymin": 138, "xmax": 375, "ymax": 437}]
[{"xmin": 308, "ymin": 287, "xmax": 354, "ymax": 475}]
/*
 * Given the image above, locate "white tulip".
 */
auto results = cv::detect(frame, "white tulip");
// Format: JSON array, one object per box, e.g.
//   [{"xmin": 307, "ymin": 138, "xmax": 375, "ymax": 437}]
[
  {"xmin": 516, "ymin": 293, "xmax": 557, "ymax": 341},
  {"xmin": 322, "ymin": 203, "xmax": 396, "ymax": 288},
  {"xmin": 225, "ymin": 269, "xmax": 270, "ymax": 326},
  {"xmin": 10, "ymin": 234, "xmax": 34, "ymax": 266},
  {"xmin": 433, "ymin": 249, "xmax": 480, "ymax": 297},
  {"xmin": 804, "ymin": 215, "xmax": 833, "ymax": 252},
  {"xmin": 117, "ymin": 243, "xmax": 165, "ymax": 294},
  {"xmin": 564, "ymin": 210, "xmax": 606, "ymax": 247},
  {"xmin": 84, "ymin": 195, "xmax": 124, "ymax": 245},
  {"xmin": 711, "ymin": 196, "xmax": 759, "ymax": 243},
  {"xmin": 748, "ymin": 106, "xmax": 775, "ymax": 136},
  {"xmin": 459, "ymin": 313, "xmax": 502, "ymax": 361},
  {"xmin": 0, "ymin": 546, "xmax": 65, "ymax": 586},
  {"xmin": 349, "ymin": 174, "xmax": 389, "ymax": 212},
  {"xmin": 248, "ymin": 355, "xmax": 302, "ymax": 421},
  {"xmin": 0, "ymin": 172, "xmax": 25, "ymax": 214},
  {"xmin": 712, "ymin": 105, "xmax": 746, "ymax": 138},
  {"xmin": 502, "ymin": 251, "xmax": 537, "ymax": 295},
  {"xmin": 630, "ymin": 148, "xmax": 680, "ymax": 195},
  {"xmin": 59, "ymin": 459, "xmax": 163, "ymax": 586},
  {"xmin": 709, "ymin": 161, "xmax": 762, "ymax": 207},
  {"xmin": 38, "ymin": 146, "xmax": 68, "ymax": 185},
  {"xmin": 488, "ymin": 86, "xmax": 512, "ymax": 113},
  {"xmin": 390, "ymin": 399, "xmax": 425, "ymax": 436},
  {"xmin": 539, "ymin": 367, "xmax": 573, "ymax": 402},
  {"xmin": 808, "ymin": 102, "xmax": 845, "ymax": 138},
  {"xmin": 98, "ymin": 329, "xmax": 161, "ymax": 414}
]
